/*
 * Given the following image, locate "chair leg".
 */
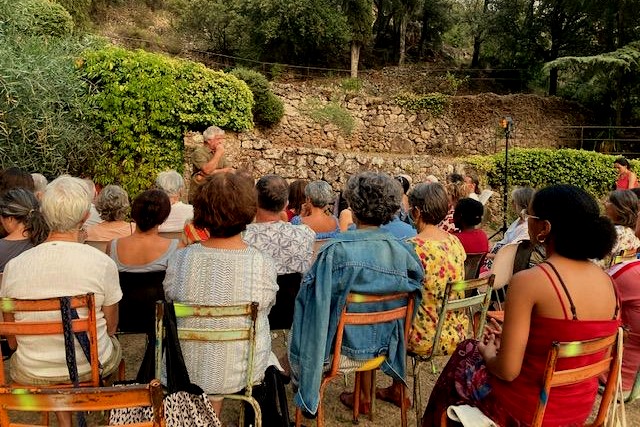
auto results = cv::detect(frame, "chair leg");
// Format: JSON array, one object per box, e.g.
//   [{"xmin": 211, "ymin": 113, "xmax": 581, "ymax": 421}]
[
  {"xmin": 369, "ymin": 370, "xmax": 376, "ymax": 421},
  {"xmin": 295, "ymin": 407, "xmax": 303, "ymax": 427},
  {"xmin": 118, "ymin": 358, "xmax": 126, "ymax": 381},
  {"xmin": 400, "ymin": 380, "xmax": 407, "ymax": 427},
  {"xmin": 353, "ymin": 371, "xmax": 362, "ymax": 423},
  {"xmin": 413, "ymin": 359, "xmax": 422, "ymax": 427}
]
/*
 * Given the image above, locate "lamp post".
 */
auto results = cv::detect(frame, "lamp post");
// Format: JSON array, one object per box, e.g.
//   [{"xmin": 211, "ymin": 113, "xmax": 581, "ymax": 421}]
[{"xmin": 491, "ymin": 116, "xmax": 513, "ymax": 239}]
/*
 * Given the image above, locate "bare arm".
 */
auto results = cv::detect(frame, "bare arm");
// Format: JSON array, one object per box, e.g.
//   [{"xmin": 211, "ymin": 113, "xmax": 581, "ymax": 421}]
[
  {"xmin": 102, "ymin": 303, "xmax": 119, "ymax": 337},
  {"xmin": 630, "ymin": 172, "xmax": 638, "ymax": 189},
  {"xmin": 200, "ymin": 144, "xmax": 226, "ymax": 175}
]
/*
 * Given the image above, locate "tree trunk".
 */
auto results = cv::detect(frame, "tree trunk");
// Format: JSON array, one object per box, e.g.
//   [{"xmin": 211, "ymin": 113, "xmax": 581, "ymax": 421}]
[
  {"xmin": 350, "ymin": 42, "xmax": 360, "ymax": 78},
  {"xmin": 399, "ymin": 12, "xmax": 408, "ymax": 66},
  {"xmin": 471, "ymin": 36, "xmax": 482, "ymax": 68},
  {"xmin": 548, "ymin": 67, "xmax": 558, "ymax": 96}
]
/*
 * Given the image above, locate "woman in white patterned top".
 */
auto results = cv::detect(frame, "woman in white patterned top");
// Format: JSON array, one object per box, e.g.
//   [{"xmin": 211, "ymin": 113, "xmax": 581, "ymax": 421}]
[
  {"xmin": 604, "ymin": 189, "xmax": 640, "ymax": 256},
  {"xmin": 163, "ymin": 172, "xmax": 278, "ymax": 418}
]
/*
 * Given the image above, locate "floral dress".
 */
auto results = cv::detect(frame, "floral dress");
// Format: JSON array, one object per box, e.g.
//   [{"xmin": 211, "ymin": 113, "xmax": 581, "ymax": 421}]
[{"xmin": 408, "ymin": 234, "xmax": 467, "ymax": 356}]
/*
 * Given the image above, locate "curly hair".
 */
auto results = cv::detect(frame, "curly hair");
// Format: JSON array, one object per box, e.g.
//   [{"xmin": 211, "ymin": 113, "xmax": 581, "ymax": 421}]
[
  {"xmin": 304, "ymin": 180, "xmax": 334, "ymax": 208},
  {"xmin": 95, "ymin": 185, "xmax": 130, "ymax": 222},
  {"xmin": 344, "ymin": 172, "xmax": 401, "ymax": 226}
]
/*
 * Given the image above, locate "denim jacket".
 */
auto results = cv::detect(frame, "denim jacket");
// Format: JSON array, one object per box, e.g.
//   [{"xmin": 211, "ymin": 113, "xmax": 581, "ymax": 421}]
[{"xmin": 288, "ymin": 228, "xmax": 424, "ymax": 414}]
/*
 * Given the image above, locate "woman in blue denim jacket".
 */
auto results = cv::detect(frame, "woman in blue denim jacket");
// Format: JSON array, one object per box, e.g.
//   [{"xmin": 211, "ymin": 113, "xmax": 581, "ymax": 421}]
[{"xmin": 288, "ymin": 172, "xmax": 424, "ymax": 416}]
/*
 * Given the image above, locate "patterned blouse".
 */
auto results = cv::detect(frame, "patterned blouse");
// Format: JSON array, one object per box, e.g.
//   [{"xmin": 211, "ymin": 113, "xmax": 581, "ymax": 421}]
[
  {"xmin": 438, "ymin": 207, "xmax": 460, "ymax": 234},
  {"xmin": 407, "ymin": 233, "xmax": 468, "ymax": 356},
  {"xmin": 612, "ymin": 225, "xmax": 640, "ymax": 256}
]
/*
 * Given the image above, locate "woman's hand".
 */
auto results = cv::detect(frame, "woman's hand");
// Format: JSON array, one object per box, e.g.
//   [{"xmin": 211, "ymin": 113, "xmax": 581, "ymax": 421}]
[
  {"xmin": 484, "ymin": 318, "xmax": 502, "ymax": 337},
  {"xmin": 479, "ymin": 332, "xmax": 500, "ymax": 361}
]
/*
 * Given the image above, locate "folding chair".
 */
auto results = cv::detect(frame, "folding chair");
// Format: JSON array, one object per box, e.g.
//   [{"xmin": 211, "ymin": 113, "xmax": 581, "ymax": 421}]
[
  {"xmin": 410, "ymin": 275, "xmax": 494, "ymax": 427},
  {"xmin": 155, "ymin": 300, "xmax": 262, "ymax": 427},
  {"xmin": 486, "ymin": 243, "xmax": 519, "ymax": 309},
  {"xmin": 0, "ymin": 379, "xmax": 165, "ymax": 426},
  {"xmin": 463, "ymin": 252, "xmax": 486, "ymax": 280},
  {"xmin": 294, "ymin": 291, "xmax": 417, "ymax": 427},
  {"xmin": 440, "ymin": 327, "xmax": 623, "ymax": 427},
  {"xmin": 609, "ymin": 248, "xmax": 638, "ymax": 268}
]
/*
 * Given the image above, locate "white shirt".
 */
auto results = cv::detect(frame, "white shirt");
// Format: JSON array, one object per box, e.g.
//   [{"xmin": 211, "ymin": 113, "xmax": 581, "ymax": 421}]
[
  {"xmin": 159, "ymin": 202, "xmax": 194, "ymax": 232},
  {"xmin": 1, "ymin": 242, "xmax": 122, "ymax": 379},
  {"xmin": 83, "ymin": 204, "xmax": 103, "ymax": 228}
]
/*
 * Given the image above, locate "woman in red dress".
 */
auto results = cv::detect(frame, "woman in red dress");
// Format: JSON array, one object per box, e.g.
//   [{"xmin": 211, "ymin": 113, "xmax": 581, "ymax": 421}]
[{"xmin": 614, "ymin": 157, "xmax": 638, "ymax": 190}]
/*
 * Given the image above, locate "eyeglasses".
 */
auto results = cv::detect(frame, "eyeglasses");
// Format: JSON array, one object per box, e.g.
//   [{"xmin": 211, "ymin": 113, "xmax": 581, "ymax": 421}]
[{"xmin": 521, "ymin": 209, "xmax": 540, "ymax": 221}]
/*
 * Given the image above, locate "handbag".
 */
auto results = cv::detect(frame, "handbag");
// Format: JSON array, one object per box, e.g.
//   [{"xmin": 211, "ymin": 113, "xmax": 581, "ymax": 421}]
[
  {"xmin": 605, "ymin": 327, "xmax": 627, "ymax": 427},
  {"xmin": 244, "ymin": 365, "xmax": 291, "ymax": 427},
  {"xmin": 109, "ymin": 302, "xmax": 221, "ymax": 427}
]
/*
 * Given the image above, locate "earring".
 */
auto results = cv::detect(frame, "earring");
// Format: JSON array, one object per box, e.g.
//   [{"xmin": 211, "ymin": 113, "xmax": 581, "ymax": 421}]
[{"xmin": 536, "ymin": 233, "xmax": 546, "ymax": 244}]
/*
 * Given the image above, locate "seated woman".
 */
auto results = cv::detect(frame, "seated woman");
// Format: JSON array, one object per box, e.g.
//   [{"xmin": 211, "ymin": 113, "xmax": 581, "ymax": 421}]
[
  {"xmin": 163, "ymin": 172, "xmax": 278, "ymax": 416},
  {"xmin": 0, "ymin": 176, "xmax": 122, "ymax": 427},
  {"xmin": 604, "ymin": 189, "xmax": 640, "ymax": 256},
  {"xmin": 438, "ymin": 176, "xmax": 466, "ymax": 233},
  {"xmin": 290, "ymin": 180, "xmax": 340, "ymax": 239},
  {"xmin": 155, "ymin": 170, "xmax": 194, "ymax": 233},
  {"xmin": 422, "ymin": 184, "xmax": 619, "ymax": 427},
  {"xmin": 0, "ymin": 188, "xmax": 49, "ymax": 272},
  {"xmin": 609, "ymin": 259, "xmax": 640, "ymax": 397},
  {"xmin": 288, "ymin": 172, "xmax": 423, "ymax": 416},
  {"xmin": 286, "ymin": 179, "xmax": 308, "ymax": 221},
  {"xmin": 377, "ymin": 182, "xmax": 467, "ymax": 408},
  {"xmin": 453, "ymin": 197, "xmax": 489, "ymax": 254},
  {"xmin": 107, "ymin": 189, "xmax": 180, "ymax": 272},
  {"xmin": 86, "ymin": 185, "xmax": 135, "ymax": 241}
]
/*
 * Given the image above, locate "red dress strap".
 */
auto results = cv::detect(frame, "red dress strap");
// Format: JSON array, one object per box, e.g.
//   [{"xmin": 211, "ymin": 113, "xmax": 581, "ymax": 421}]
[{"xmin": 538, "ymin": 263, "xmax": 571, "ymax": 320}]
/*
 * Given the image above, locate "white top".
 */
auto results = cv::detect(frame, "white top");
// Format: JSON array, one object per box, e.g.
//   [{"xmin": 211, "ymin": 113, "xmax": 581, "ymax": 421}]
[
  {"xmin": 243, "ymin": 221, "xmax": 315, "ymax": 275},
  {"xmin": 83, "ymin": 204, "xmax": 103, "ymax": 228},
  {"xmin": 494, "ymin": 218, "xmax": 529, "ymax": 247},
  {"xmin": 159, "ymin": 202, "xmax": 194, "ymax": 232},
  {"xmin": 163, "ymin": 245, "xmax": 278, "ymax": 394},
  {"xmin": 0, "ymin": 242, "xmax": 122, "ymax": 379}
]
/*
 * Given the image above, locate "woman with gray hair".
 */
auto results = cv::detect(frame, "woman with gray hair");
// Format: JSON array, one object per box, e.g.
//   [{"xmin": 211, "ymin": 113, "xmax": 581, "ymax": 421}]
[
  {"xmin": 291, "ymin": 180, "xmax": 339, "ymax": 239},
  {"xmin": 155, "ymin": 170, "xmax": 194, "ymax": 232},
  {"xmin": 289, "ymin": 172, "xmax": 423, "ymax": 417},
  {"xmin": 86, "ymin": 184, "xmax": 135, "ymax": 241},
  {"xmin": 0, "ymin": 175, "xmax": 122, "ymax": 427},
  {"xmin": 486, "ymin": 186, "xmax": 536, "ymax": 260},
  {"xmin": 0, "ymin": 188, "xmax": 49, "ymax": 272}
]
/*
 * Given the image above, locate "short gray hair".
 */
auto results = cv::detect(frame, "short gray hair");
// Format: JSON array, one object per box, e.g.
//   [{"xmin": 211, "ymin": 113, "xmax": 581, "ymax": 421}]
[
  {"xmin": 511, "ymin": 186, "xmax": 535, "ymax": 213},
  {"xmin": 305, "ymin": 180, "xmax": 334, "ymax": 208},
  {"xmin": 31, "ymin": 173, "xmax": 48, "ymax": 194},
  {"xmin": 203, "ymin": 125, "xmax": 224, "ymax": 141},
  {"xmin": 156, "ymin": 170, "xmax": 185, "ymax": 197},
  {"xmin": 41, "ymin": 176, "xmax": 91, "ymax": 232},
  {"xmin": 95, "ymin": 185, "xmax": 130, "ymax": 221},
  {"xmin": 344, "ymin": 172, "xmax": 401, "ymax": 226}
]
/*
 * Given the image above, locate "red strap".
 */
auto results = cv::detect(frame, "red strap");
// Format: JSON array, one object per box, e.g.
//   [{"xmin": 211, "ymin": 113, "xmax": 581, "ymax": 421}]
[{"xmin": 538, "ymin": 264, "xmax": 570, "ymax": 320}]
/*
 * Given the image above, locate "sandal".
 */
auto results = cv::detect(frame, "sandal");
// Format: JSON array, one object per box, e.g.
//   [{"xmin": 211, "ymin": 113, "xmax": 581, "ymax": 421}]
[
  {"xmin": 376, "ymin": 386, "xmax": 412, "ymax": 409},
  {"xmin": 339, "ymin": 391, "xmax": 371, "ymax": 415}
]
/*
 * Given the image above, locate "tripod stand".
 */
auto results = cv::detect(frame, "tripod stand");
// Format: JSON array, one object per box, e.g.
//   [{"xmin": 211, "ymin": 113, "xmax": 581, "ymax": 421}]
[{"xmin": 490, "ymin": 116, "xmax": 514, "ymax": 240}]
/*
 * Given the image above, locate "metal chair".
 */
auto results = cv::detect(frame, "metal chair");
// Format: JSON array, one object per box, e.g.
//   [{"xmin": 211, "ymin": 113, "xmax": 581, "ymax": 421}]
[
  {"xmin": 294, "ymin": 291, "xmax": 417, "ymax": 427},
  {"xmin": 155, "ymin": 300, "xmax": 262, "ymax": 427},
  {"xmin": 463, "ymin": 252, "xmax": 487, "ymax": 280},
  {"xmin": 410, "ymin": 275, "xmax": 495, "ymax": 427},
  {"xmin": 0, "ymin": 379, "xmax": 165, "ymax": 426},
  {"xmin": 609, "ymin": 248, "xmax": 638, "ymax": 268}
]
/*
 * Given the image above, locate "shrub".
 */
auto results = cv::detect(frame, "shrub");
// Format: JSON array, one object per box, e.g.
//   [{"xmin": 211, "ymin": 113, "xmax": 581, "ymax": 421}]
[
  {"xmin": 464, "ymin": 148, "xmax": 635, "ymax": 198},
  {"xmin": 78, "ymin": 45, "xmax": 254, "ymax": 196},
  {"xmin": 52, "ymin": 0, "xmax": 91, "ymax": 31},
  {"xmin": 229, "ymin": 67, "xmax": 284, "ymax": 126},
  {"xmin": 340, "ymin": 78, "xmax": 363, "ymax": 92},
  {"xmin": 0, "ymin": 34, "xmax": 101, "ymax": 178},
  {"xmin": 1, "ymin": 0, "xmax": 74, "ymax": 37},
  {"xmin": 394, "ymin": 92, "xmax": 449, "ymax": 116},
  {"xmin": 301, "ymin": 98, "xmax": 355, "ymax": 135}
]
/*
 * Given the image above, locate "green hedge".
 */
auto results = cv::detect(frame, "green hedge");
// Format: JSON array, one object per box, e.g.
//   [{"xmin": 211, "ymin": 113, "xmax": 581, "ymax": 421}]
[
  {"xmin": 465, "ymin": 148, "xmax": 639, "ymax": 197},
  {"xmin": 1, "ymin": 0, "xmax": 74, "ymax": 37},
  {"xmin": 78, "ymin": 46, "xmax": 254, "ymax": 196},
  {"xmin": 229, "ymin": 67, "xmax": 284, "ymax": 126}
]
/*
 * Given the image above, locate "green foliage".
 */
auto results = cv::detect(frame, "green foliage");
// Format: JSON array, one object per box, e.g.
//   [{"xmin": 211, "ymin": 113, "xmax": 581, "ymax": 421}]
[
  {"xmin": 78, "ymin": 45, "xmax": 254, "ymax": 196},
  {"xmin": 394, "ymin": 92, "xmax": 450, "ymax": 116},
  {"xmin": 1, "ymin": 0, "xmax": 74, "ymax": 37},
  {"xmin": 52, "ymin": 0, "xmax": 91, "ymax": 31},
  {"xmin": 340, "ymin": 77, "xmax": 363, "ymax": 92},
  {"xmin": 464, "ymin": 148, "xmax": 634, "ymax": 198},
  {"xmin": 0, "ymin": 33, "xmax": 101, "ymax": 177},
  {"xmin": 229, "ymin": 67, "xmax": 284, "ymax": 126},
  {"xmin": 301, "ymin": 98, "xmax": 355, "ymax": 135}
]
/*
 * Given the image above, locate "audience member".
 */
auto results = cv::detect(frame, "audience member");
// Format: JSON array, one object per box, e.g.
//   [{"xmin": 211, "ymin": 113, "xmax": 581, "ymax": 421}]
[
  {"xmin": 155, "ymin": 170, "xmax": 194, "ymax": 233},
  {"xmin": 421, "ymin": 184, "xmax": 619, "ymax": 426},
  {"xmin": 86, "ymin": 185, "xmax": 135, "ymax": 241},
  {"xmin": 0, "ymin": 167, "xmax": 34, "ymax": 196},
  {"xmin": 286, "ymin": 179, "xmax": 308, "ymax": 221},
  {"xmin": 30, "ymin": 173, "xmax": 47, "ymax": 200},
  {"xmin": 464, "ymin": 172, "xmax": 481, "ymax": 201},
  {"xmin": 438, "ymin": 178, "xmax": 466, "ymax": 233},
  {"xmin": 163, "ymin": 172, "xmax": 277, "ymax": 416},
  {"xmin": 605, "ymin": 189, "xmax": 640, "ymax": 256},
  {"xmin": 189, "ymin": 125, "xmax": 233, "ymax": 202},
  {"xmin": 289, "ymin": 172, "xmax": 423, "ymax": 416},
  {"xmin": 107, "ymin": 189, "xmax": 180, "ymax": 272},
  {"xmin": 0, "ymin": 188, "xmax": 49, "ymax": 272},
  {"xmin": 243, "ymin": 174, "xmax": 315, "ymax": 275},
  {"xmin": 377, "ymin": 182, "xmax": 467, "ymax": 408},
  {"xmin": 291, "ymin": 180, "xmax": 340, "ymax": 239},
  {"xmin": 0, "ymin": 176, "xmax": 122, "ymax": 427},
  {"xmin": 454, "ymin": 198, "xmax": 489, "ymax": 254},
  {"xmin": 395, "ymin": 174, "xmax": 412, "ymax": 223},
  {"xmin": 614, "ymin": 157, "xmax": 638, "ymax": 190},
  {"xmin": 81, "ymin": 178, "xmax": 103, "ymax": 229}
]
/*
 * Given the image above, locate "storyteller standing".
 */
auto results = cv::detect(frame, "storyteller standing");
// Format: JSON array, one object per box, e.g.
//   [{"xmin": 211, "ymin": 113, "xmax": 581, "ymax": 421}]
[
  {"xmin": 614, "ymin": 157, "xmax": 638, "ymax": 190},
  {"xmin": 189, "ymin": 125, "xmax": 234, "ymax": 202}
]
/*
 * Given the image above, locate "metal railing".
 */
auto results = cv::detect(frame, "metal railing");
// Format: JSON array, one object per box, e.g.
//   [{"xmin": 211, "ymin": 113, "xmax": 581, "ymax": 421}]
[{"xmin": 556, "ymin": 126, "xmax": 640, "ymax": 157}]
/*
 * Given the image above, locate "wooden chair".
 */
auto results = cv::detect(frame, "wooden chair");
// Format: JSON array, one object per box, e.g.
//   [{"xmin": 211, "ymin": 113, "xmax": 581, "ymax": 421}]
[
  {"xmin": 440, "ymin": 327, "xmax": 623, "ymax": 427},
  {"xmin": 155, "ymin": 300, "xmax": 261, "ymax": 427},
  {"xmin": 0, "ymin": 379, "xmax": 165, "ymax": 426},
  {"xmin": 463, "ymin": 252, "xmax": 486, "ymax": 280},
  {"xmin": 294, "ymin": 291, "xmax": 417, "ymax": 427},
  {"xmin": 410, "ymin": 275, "xmax": 495, "ymax": 427},
  {"xmin": 609, "ymin": 248, "xmax": 638, "ymax": 268}
]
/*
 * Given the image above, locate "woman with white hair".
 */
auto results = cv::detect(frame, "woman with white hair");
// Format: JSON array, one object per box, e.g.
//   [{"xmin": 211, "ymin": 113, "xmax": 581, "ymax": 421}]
[
  {"xmin": 155, "ymin": 170, "xmax": 194, "ymax": 232},
  {"xmin": 86, "ymin": 185, "xmax": 135, "ymax": 241},
  {"xmin": 291, "ymin": 180, "xmax": 339, "ymax": 239},
  {"xmin": 0, "ymin": 175, "xmax": 122, "ymax": 427}
]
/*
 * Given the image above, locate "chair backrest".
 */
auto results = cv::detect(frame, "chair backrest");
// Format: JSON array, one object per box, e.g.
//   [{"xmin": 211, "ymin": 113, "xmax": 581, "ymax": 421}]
[
  {"xmin": 268, "ymin": 272, "xmax": 303, "ymax": 330},
  {"xmin": 531, "ymin": 327, "xmax": 622, "ymax": 427},
  {"xmin": 118, "ymin": 271, "xmax": 166, "ymax": 336},
  {"xmin": 610, "ymin": 248, "xmax": 638, "ymax": 267},
  {"xmin": 84, "ymin": 240, "xmax": 108, "ymax": 253},
  {"xmin": 464, "ymin": 253, "xmax": 487, "ymax": 280},
  {"xmin": 155, "ymin": 300, "xmax": 259, "ymax": 396},
  {"xmin": 0, "ymin": 293, "xmax": 100, "ymax": 387},
  {"xmin": 431, "ymin": 275, "xmax": 495, "ymax": 359},
  {"xmin": 0, "ymin": 380, "xmax": 165, "ymax": 426},
  {"xmin": 490, "ymin": 243, "xmax": 519, "ymax": 290},
  {"xmin": 327, "ymin": 292, "xmax": 417, "ymax": 377}
]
